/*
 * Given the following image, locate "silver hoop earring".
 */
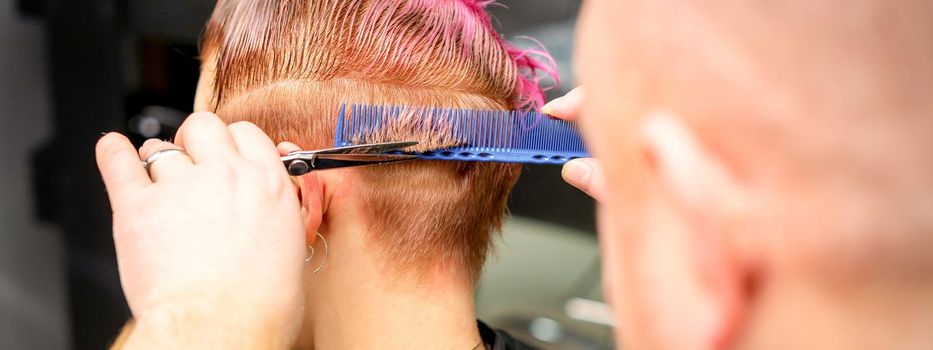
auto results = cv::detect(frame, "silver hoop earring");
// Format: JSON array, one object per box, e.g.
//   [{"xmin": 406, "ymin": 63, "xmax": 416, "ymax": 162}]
[{"xmin": 304, "ymin": 232, "xmax": 328, "ymax": 273}]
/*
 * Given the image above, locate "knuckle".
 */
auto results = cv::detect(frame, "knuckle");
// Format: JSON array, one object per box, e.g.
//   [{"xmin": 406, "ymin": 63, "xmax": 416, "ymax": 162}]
[
  {"xmin": 245, "ymin": 161, "xmax": 269, "ymax": 182},
  {"xmin": 228, "ymin": 121, "xmax": 263, "ymax": 138},
  {"xmin": 267, "ymin": 172, "xmax": 289, "ymax": 193},
  {"xmin": 240, "ymin": 160, "xmax": 285, "ymax": 192},
  {"xmin": 211, "ymin": 160, "xmax": 236, "ymax": 176},
  {"xmin": 96, "ymin": 133, "xmax": 128, "ymax": 155},
  {"xmin": 210, "ymin": 161, "xmax": 241, "ymax": 183},
  {"xmin": 182, "ymin": 112, "xmax": 221, "ymax": 130},
  {"xmin": 188, "ymin": 111, "xmax": 219, "ymax": 121},
  {"xmin": 228, "ymin": 120, "xmax": 257, "ymax": 130}
]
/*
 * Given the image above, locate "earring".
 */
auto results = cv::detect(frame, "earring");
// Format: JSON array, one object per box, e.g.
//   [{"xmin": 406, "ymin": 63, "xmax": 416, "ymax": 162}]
[{"xmin": 305, "ymin": 232, "xmax": 328, "ymax": 273}]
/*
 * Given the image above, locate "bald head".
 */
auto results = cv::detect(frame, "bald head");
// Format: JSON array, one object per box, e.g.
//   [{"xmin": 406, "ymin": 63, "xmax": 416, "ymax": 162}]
[{"xmin": 576, "ymin": 0, "xmax": 933, "ymax": 348}]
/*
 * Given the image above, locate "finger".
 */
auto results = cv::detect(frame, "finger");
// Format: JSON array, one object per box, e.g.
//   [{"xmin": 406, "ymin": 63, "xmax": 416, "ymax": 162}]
[
  {"xmin": 277, "ymin": 142, "xmax": 305, "ymax": 193},
  {"xmin": 541, "ymin": 86, "xmax": 585, "ymax": 120},
  {"xmin": 137, "ymin": 138, "xmax": 161, "ymax": 160},
  {"xmin": 227, "ymin": 121, "xmax": 283, "ymax": 168},
  {"xmin": 138, "ymin": 138, "xmax": 172, "ymax": 161},
  {"xmin": 140, "ymin": 140, "xmax": 195, "ymax": 182},
  {"xmin": 172, "ymin": 112, "xmax": 238, "ymax": 163},
  {"xmin": 96, "ymin": 133, "xmax": 152, "ymax": 206},
  {"xmin": 277, "ymin": 141, "xmax": 302, "ymax": 156},
  {"xmin": 561, "ymin": 157, "xmax": 606, "ymax": 202}
]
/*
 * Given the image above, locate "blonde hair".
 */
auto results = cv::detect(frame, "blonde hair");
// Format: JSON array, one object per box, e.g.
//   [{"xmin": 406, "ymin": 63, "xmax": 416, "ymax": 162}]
[{"xmin": 201, "ymin": 0, "xmax": 556, "ymax": 280}]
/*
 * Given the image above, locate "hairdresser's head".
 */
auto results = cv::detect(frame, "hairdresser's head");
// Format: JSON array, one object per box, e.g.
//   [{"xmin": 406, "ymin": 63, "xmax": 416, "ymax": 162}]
[
  {"xmin": 194, "ymin": 0, "xmax": 553, "ymax": 283},
  {"xmin": 576, "ymin": 0, "xmax": 933, "ymax": 348}
]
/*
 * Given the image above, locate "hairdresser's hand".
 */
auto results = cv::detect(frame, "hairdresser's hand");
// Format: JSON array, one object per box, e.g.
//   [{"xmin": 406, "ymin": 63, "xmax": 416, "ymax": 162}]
[
  {"xmin": 95, "ymin": 112, "xmax": 321, "ymax": 348},
  {"xmin": 542, "ymin": 87, "xmax": 606, "ymax": 201}
]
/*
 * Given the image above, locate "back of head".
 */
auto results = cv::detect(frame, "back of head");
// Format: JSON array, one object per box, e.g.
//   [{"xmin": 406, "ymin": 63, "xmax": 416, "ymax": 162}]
[
  {"xmin": 198, "ymin": 0, "xmax": 555, "ymax": 281},
  {"xmin": 577, "ymin": 0, "xmax": 933, "ymax": 348}
]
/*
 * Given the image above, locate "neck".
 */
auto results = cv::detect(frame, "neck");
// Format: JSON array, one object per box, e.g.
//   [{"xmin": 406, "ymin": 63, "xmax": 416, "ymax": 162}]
[
  {"xmin": 739, "ymin": 275, "xmax": 933, "ymax": 349},
  {"xmin": 295, "ymin": 223, "xmax": 481, "ymax": 350}
]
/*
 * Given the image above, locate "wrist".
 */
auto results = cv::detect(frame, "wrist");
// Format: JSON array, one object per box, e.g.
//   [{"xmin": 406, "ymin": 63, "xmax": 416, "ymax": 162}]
[{"xmin": 125, "ymin": 294, "xmax": 294, "ymax": 349}]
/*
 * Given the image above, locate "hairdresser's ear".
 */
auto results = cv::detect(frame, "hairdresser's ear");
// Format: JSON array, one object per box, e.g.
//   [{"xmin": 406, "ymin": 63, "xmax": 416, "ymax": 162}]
[{"xmin": 638, "ymin": 111, "xmax": 751, "ymax": 349}]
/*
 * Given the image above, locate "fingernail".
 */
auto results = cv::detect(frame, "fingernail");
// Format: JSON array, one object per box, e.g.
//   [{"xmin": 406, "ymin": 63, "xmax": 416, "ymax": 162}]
[
  {"xmin": 541, "ymin": 97, "xmax": 563, "ymax": 115},
  {"xmin": 562, "ymin": 159, "xmax": 592, "ymax": 188}
]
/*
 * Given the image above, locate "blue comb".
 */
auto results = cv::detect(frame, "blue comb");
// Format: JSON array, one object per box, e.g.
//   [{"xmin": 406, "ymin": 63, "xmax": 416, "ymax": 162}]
[{"xmin": 334, "ymin": 104, "xmax": 590, "ymax": 164}]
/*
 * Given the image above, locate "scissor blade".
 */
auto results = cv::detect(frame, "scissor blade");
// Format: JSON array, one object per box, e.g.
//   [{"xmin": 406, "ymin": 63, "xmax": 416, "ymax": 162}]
[
  {"xmin": 312, "ymin": 154, "xmax": 418, "ymax": 170},
  {"xmin": 315, "ymin": 141, "xmax": 419, "ymax": 155}
]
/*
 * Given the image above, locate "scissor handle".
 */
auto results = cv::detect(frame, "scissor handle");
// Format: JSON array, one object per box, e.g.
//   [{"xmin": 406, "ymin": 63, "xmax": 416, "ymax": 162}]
[
  {"xmin": 286, "ymin": 159, "xmax": 313, "ymax": 176},
  {"xmin": 281, "ymin": 141, "xmax": 419, "ymax": 176},
  {"xmin": 284, "ymin": 153, "xmax": 418, "ymax": 176}
]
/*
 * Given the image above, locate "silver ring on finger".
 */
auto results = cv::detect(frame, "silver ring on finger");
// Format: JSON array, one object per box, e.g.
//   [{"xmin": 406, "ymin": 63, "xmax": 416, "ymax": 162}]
[{"xmin": 142, "ymin": 149, "xmax": 189, "ymax": 174}]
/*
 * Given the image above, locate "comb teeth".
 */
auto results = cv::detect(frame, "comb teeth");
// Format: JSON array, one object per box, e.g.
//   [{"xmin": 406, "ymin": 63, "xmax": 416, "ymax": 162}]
[{"xmin": 335, "ymin": 104, "xmax": 590, "ymax": 164}]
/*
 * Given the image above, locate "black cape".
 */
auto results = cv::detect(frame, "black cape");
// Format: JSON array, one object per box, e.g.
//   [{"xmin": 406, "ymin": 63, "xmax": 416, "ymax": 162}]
[{"xmin": 478, "ymin": 320, "xmax": 540, "ymax": 350}]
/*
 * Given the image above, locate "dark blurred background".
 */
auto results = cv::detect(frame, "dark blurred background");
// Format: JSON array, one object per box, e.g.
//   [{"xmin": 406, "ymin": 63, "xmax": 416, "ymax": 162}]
[{"xmin": 1, "ymin": 0, "xmax": 609, "ymax": 349}]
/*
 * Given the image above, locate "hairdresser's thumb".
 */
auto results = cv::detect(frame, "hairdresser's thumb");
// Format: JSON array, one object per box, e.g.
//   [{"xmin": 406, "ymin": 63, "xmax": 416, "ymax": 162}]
[
  {"xmin": 277, "ymin": 141, "xmax": 301, "ymax": 156},
  {"xmin": 562, "ymin": 158, "xmax": 606, "ymax": 202},
  {"xmin": 542, "ymin": 86, "xmax": 585, "ymax": 121}
]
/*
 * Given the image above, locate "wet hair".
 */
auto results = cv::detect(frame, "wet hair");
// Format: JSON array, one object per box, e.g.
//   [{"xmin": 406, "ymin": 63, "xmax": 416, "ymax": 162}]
[{"xmin": 201, "ymin": 0, "xmax": 556, "ymax": 280}]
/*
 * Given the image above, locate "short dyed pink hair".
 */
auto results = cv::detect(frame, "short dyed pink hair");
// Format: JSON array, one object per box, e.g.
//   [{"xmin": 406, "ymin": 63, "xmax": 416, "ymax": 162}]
[{"xmin": 201, "ymin": 0, "xmax": 557, "ymax": 280}]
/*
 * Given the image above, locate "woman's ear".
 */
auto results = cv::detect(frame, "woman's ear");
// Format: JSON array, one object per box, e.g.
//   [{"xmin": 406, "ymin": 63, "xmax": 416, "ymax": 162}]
[
  {"xmin": 638, "ymin": 111, "xmax": 753, "ymax": 349},
  {"xmin": 298, "ymin": 173, "xmax": 324, "ymax": 246},
  {"xmin": 278, "ymin": 141, "xmax": 325, "ymax": 246}
]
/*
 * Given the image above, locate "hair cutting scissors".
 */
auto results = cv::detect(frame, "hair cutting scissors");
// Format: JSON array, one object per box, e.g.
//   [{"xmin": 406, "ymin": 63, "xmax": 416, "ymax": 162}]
[{"xmin": 281, "ymin": 141, "xmax": 419, "ymax": 176}]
